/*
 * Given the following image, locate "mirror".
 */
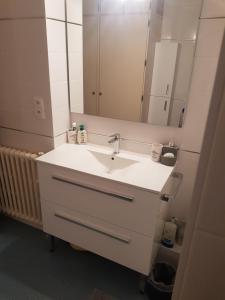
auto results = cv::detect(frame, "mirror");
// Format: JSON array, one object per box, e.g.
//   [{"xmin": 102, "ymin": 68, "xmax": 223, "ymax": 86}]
[{"xmin": 68, "ymin": 0, "xmax": 203, "ymax": 127}]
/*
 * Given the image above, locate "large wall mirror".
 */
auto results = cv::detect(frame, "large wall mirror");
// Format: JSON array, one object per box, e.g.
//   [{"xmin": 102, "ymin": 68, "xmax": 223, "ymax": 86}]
[{"xmin": 68, "ymin": 0, "xmax": 203, "ymax": 128}]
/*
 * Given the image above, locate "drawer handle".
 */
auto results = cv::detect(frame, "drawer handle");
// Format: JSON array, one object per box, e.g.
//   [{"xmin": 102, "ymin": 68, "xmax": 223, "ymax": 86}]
[
  {"xmin": 54, "ymin": 212, "xmax": 131, "ymax": 244},
  {"xmin": 52, "ymin": 175, "xmax": 134, "ymax": 202}
]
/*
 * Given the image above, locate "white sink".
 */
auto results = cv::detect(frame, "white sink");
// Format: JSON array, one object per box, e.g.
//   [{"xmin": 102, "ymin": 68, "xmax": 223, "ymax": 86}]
[
  {"xmin": 88, "ymin": 149, "xmax": 138, "ymax": 174},
  {"xmin": 37, "ymin": 143, "xmax": 174, "ymax": 193}
]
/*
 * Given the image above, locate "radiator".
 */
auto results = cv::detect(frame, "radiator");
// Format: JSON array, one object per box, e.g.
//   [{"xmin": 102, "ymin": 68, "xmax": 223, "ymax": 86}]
[{"xmin": 0, "ymin": 146, "xmax": 42, "ymax": 228}]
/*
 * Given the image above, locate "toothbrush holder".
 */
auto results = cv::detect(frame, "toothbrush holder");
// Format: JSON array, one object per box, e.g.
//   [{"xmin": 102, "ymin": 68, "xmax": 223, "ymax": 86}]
[{"xmin": 161, "ymin": 146, "xmax": 179, "ymax": 166}]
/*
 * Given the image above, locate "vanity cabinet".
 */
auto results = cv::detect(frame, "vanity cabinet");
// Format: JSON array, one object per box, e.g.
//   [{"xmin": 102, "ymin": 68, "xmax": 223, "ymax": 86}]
[
  {"xmin": 38, "ymin": 163, "xmax": 166, "ymax": 275},
  {"xmin": 37, "ymin": 144, "xmax": 173, "ymax": 275}
]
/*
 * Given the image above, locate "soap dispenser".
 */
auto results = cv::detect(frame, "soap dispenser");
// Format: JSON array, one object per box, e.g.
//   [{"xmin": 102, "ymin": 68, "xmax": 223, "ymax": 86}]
[
  {"xmin": 67, "ymin": 122, "xmax": 77, "ymax": 144},
  {"xmin": 77, "ymin": 124, "xmax": 88, "ymax": 144}
]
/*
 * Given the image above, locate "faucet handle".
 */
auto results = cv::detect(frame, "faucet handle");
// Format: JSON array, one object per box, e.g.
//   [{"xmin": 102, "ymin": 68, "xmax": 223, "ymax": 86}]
[{"xmin": 109, "ymin": 133, "xmax": 120, "ymax": 139}]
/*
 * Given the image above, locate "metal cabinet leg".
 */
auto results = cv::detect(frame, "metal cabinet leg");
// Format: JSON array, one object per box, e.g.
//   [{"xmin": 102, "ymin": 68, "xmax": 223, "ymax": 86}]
[
  {"xmin": 139, "ymin": 274, "xmax": 147, "ymax": 294},
  {"xmin": 50, "ymin": 235, "xmax": 55, "ymax": 253}
]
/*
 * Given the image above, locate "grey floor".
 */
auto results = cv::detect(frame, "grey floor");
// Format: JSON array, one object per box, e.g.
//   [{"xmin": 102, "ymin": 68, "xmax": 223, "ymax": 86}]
[{"xmin": 0, "ymin": 216, "xmax": 148, "ymax": 300}]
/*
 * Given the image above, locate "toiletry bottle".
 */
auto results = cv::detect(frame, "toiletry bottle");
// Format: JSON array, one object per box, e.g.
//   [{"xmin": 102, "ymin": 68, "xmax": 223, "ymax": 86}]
[
  {"xmin": 67, "ymin": 122, "xmax": 77, "ymax": 144},
  {"xmin": 77, "ymin": 124, "xmax": 88, "ymax": 144},
  {"xmin": 72, "ymin": 122, "xmax": 77, "ymax": 131},
  {"xmin": 161, "ymin": 217, "xmax": 177, "ymax": 248}
]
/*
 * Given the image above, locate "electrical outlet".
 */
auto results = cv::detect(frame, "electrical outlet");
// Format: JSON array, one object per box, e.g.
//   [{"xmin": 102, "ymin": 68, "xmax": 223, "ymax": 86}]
[{"xmin": 34, "ymin": 97, "xmax": 46, "ymax": 119}]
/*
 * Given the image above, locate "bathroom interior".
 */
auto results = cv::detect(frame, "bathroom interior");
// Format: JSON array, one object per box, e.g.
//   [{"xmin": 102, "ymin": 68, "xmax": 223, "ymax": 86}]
[{"xmin": 0, "ymin": 0, "xmax": 225, "ymax": 299}]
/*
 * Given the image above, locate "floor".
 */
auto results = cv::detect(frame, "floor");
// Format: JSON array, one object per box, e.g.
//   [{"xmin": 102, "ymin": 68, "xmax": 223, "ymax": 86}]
[{"xmin": 0, "ymin": 217, "xmax": 148, "ymax": 300}]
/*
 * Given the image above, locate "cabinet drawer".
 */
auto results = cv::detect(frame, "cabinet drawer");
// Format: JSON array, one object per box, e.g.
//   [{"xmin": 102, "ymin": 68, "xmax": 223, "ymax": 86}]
[
  {"xmin": 42, "ymin": 201, "xmax": 153, "ymax": 275},
  {"xmin": 38, "ymin": 164, "xmax": 160, "ymax": 236}
]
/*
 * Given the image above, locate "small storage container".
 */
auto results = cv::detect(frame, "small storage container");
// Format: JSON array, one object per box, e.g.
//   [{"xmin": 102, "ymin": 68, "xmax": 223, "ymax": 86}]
[{"xmin": 146, "ymin": 262, "xmax": 176, "ymax": 300}]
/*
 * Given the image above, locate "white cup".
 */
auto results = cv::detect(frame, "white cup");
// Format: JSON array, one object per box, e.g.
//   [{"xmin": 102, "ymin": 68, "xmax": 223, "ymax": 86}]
[{"xmin": 151, "ymin": 143, "xmax": 163, "ymax": 162}]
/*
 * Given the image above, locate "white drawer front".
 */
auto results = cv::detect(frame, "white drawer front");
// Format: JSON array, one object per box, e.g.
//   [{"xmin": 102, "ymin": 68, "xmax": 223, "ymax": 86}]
[
  {"xmin": 42, "ymin": 201, "xmax": 153, "ymax": 275},
  {"xmin": 38, "ymin": 164, "xmax": 160, "ymax": 237}
]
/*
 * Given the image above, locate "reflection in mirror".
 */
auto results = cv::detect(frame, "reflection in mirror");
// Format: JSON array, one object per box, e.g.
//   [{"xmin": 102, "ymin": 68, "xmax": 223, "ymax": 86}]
[{"xmin": 68, "ymin": 0, "xmax": 203, "ymax": 127}]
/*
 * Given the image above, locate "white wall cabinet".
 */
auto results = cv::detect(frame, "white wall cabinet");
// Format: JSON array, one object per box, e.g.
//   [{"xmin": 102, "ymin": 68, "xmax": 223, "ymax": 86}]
[
  {"xmin": 148, "ymin": 41, "xmax": 178, "ymax": 125},
  {"xmin": 148, "ymin": 96, "xmax": 171, "ymax": 126},
  {"xmin": 150, "ymin": 41, "xmax": 178, "ymax": 98}
]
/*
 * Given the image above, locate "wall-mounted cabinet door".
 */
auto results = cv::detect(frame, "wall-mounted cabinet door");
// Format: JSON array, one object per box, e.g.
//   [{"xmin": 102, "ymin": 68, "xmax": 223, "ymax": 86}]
[
  {"xmin": 150, "ymin": 41, "xmax": 178, "ymax": 98},
  {"xmin": 99, "ymin": 14, "xmax": 149, "ymax": 122},
  {"xmin": 148, "ymin": 96, "xmax": 171, "ymax": 126},
  {"xmin": 83, "ymin": 15, "xmax": 99, "ymax": 115}
]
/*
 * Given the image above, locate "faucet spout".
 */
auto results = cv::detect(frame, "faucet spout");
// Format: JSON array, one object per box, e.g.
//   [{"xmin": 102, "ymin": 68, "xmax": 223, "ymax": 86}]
[{"xmin": 108, "ymin": 133, "xmax": 120, "ymax": 155}]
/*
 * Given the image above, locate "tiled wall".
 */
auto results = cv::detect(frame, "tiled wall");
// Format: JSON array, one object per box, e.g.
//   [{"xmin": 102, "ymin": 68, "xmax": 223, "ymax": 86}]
[
  {"xmin": 0, "ymin": 0, "xmax": 52, "ymax": 152},
  {"xmin": 182, "ymin": 17, "xmax": 225, "ymax": 153},
  {"xmin": 0, "ymin": 0, "xmax": 45, "ymax": 18},
  {"xmin": 201, "ymin": 0, "xmax": 225, "ymax": 18},
  {"xmin": 173, "ymin": 1, "xmax": 225, "ymax": 296},
  {"xmin": 0, "ymin": 18, "xmax": 52, "ymax": 136},
  {"xmin": 0, "ymin": 0, "xmax": 70, "ymax": 152},
  {"xmin": 45, "ymin": 0, "xmax": 65, "ymax": 20},
  {"xmin": 46, "ymin": 18, "xmax": 69, "ymax": 136}
]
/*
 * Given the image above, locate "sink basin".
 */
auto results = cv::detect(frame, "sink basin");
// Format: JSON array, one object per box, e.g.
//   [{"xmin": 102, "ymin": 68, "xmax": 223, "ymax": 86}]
[
  {"xmin": 88, "ymin": 149, "xmax": 138, "ymax": 174},
  {"xmin": 37, "ymin": 143, "xmax": 174, "ymax": 193}
]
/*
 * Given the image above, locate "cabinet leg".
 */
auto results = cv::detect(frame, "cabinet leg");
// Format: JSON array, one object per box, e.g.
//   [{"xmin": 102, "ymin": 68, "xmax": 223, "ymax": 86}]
[
  {"xmin": 139, "ymin": 274, "xmax": 147, "ymax": 294},
  {"xmin": 50, "ymin": 235, "xmax": 55, "ymax": 253}
]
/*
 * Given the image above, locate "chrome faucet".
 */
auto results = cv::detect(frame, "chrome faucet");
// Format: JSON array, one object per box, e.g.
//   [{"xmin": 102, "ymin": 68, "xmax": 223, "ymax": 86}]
[{"xmin": 108, "ymin": 133, "xmax": 120, "ymax": 155}]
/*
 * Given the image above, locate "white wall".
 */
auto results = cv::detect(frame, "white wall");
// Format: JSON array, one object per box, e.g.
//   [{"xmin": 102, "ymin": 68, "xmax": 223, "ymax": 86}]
[
  {"xmin": 173, "ymin": 1, "xmax": 225, "ymax": 296},
  {"xmin": 182, "ymin": 17, "xmax": 225, "ymax": 153},
  {"xmin": 45, "ymin": 0, "xmax": 65, "ymax": 21},
  {"xmin": 0, "ymin": 0, "xmax": 54, "ymax": 152},
  {"xmin": 0, "ymin": 0, "xmax": 45, "ymax": 19},
  {"xmin": 46, "ymin": 18, "xmax": 70, "ymax": 136},
  {"xmin": 0, "ymin": 0, "xmax": 70, "ymax": 153},
  {"xmin": 0, "ymin": 18, "xmax": 52, "ymax": 135}
]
